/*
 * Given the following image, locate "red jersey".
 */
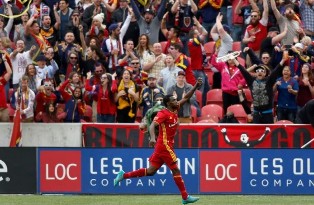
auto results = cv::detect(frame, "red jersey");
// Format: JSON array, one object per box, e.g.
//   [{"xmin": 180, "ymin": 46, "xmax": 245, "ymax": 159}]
[
  {"xmin": 175, "ymin": 54, "xmax": 196, "ymax": 85},
  {"xmin": 0, "ymin": 77, "xmax": 7, "ymax": 108},
  {"xmin": 35, "ymin": 92, "xmax": 57, "ymax": 115},
  {"xmin": 153, "ymin": 108, "xmax": 178, "ymax": 151},
  {"xmin": 246, "ymin": 22, "xmax": 267, "ymax": 51},
  {"xmin": 188, "ymin": 37, "xmax": 203, "ymax": 70}
]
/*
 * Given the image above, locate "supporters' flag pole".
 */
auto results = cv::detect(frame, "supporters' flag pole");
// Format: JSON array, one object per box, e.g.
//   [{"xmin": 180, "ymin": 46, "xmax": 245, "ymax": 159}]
[
  {"xmin": 9, "ymin": 89, "xmax": 22, "ymax": 147},
  {"xmin": 301, "ymin": 138, "xmax": 314, "ymax": 149},
  {"xmin": 9, "ymin": 109, "xmax": 22, "ymax": 147}
]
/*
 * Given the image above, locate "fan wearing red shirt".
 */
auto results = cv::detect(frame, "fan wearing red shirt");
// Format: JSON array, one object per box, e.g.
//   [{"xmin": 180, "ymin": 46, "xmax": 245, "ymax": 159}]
[
  {"xmin": 0, "ymin": 55, "xmax": 12, "ymax": 122},
  {"xmin": 114, "ymin": 78, "xmax": 203, "ymax": 204},
  {"xmin": 242, "ymin": 0, "xmax": 269, "ymax": 64}
]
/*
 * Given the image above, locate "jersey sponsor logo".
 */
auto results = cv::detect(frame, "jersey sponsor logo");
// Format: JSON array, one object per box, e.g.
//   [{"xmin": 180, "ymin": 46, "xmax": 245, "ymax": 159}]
[
  {"xmin": 199, "ymin": 151, "xmax": 241, "ymax": 192},
  {"xmin": 39, "ymin": 150, "xmax": 82, "ymax": 192}
]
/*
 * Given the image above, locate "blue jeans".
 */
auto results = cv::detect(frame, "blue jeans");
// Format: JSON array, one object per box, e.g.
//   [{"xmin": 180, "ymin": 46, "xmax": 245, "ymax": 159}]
[
  {"xmin": 179, "ymin": 34, "xmax": 190, "ymax": 56},
  {"xmin": 97, "ymin": 114, "xmax": 116, "ymax": 123},
  {"xmin": 231, "ymin": 24, "xmax": 243, "ymax": 42},
  {"xmin": 202, "ymin": 22, "xmax": 215, "ymax": 43},
  {"xmin": 276, "ymin": 107, "xmax": 297, "ymax": 123},
  {"xmin": 193, "ymin": 70, "xmax": 210, "ymax": 107}
]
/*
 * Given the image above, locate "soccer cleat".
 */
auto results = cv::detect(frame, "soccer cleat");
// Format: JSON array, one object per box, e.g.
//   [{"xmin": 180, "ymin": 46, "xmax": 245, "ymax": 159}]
[
  {"xmin": 114, "ymin": 170, "xmax": 125, "ymax": 186},
  {"xmin": 182, "ymin": 195, "xmax": 200, "ymax": 204}
]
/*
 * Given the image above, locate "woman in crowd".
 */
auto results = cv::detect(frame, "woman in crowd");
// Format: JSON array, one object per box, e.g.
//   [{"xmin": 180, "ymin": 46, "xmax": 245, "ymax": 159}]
[
  {"xmin": 297, "ymin": 63, "xmax": 314, "ymax": 110},
  {"xmin": 92, "ymin": 73, "xmax": 118, "ymax": 122},
  {"xmin": 135, "ymin": 34, "xmax": 153, "ymax": 68},
  {"xmin": 35, "ymin": 102, "xmax": 66, "ymax": 123},
  {"xmin": 274, "ymin": 66, "xmax": 299, "ymax": 122},
  {"xmin": 24, "ymin": 64, "xmax": 40, "ymax": 94},
  {"xmin": 115, "ymin": 69, "xmax": 139, "ymax": 123},
  {"xmin": 211, "ymin": 50, "xmax": 247, "ymax": 113},
  {"xmin": 59, "ymin": 75, "xmax": 86, "ymax": 123},
  {"xmin": 61, "ymin": 71, "xmax": 84, "ymax": 96}
]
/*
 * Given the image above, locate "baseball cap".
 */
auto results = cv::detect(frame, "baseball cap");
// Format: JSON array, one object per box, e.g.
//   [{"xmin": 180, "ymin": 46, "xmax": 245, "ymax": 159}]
[
  {"xmin": 268, "ymin": 27, "xmax": 279, "ymax": 33},
  {"xmin": 144, "ymin": 8, "xmax": 154, "ymax": 15},
  {"xmin": 148, "ymin": 73, "xmax": 156, "ymax": 79},
  {"xmin": 36, "ymin": 54, "xmax": 46, "ymax": 62},
  {"xmin": 178, "ymin": 70, "xmax": 186, "ymax": 76},
  {"xmin": 294, "ymin": 43, "xmax": 304, "ymax": 49}
]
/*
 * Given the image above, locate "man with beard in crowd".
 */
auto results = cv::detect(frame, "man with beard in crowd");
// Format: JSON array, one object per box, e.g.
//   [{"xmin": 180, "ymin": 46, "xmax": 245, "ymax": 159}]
[
  {"xmin": 270, "ymin": 0, "xmax": 303, "ymax": 45},
  {"xmin": 242, "ymin": 0, "xmax": 269, "ymax": 66},
  {"xmin": 139, "ymin": 73, "xmax": 165, "ymax": 116},
  {"xmin": 10, "ymin": 40, "xmax": 36, "ymax": 89}
]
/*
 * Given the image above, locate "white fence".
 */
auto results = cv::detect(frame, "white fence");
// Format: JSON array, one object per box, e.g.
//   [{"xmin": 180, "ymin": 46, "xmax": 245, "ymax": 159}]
[{"xmin": 0, "ymin": 123, "xmax": 82, "ymax": 147}]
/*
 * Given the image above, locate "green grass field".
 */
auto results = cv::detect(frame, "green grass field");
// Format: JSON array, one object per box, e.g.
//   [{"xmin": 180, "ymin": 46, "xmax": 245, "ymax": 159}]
[{"xmin": 0, "ymin": 195, "xmax": 314, "ymax": 205}]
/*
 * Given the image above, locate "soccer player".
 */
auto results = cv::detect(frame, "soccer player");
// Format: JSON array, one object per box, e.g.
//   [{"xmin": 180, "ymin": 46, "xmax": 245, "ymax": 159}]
[{"xmin": 114, "ymin": 78, "xmax": 202, "ymax": 204}]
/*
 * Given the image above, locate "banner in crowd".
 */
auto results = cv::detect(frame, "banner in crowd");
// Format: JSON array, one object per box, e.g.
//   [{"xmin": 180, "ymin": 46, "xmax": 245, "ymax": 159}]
[
  {"xmin": 82, "ymin": 124, "xmax": 314, "ymax": 148},
  {"xmin": 0, "ymin": 148, "xmax": 36, "ymax": 194},
  {"xmin": 38, "ymin": 148, "xmax": 314, "ymax": 194}
]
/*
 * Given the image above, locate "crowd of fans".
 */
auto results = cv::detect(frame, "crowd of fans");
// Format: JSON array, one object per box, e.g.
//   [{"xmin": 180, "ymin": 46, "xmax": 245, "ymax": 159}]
[{"xmin": 0, "ymin": 0, "xmax": 313, "ymax": 124}]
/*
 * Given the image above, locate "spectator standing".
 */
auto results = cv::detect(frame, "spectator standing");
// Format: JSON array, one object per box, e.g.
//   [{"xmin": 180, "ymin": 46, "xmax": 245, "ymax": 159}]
[
  {"xmin": 139, "ymin": 73, "xmax": 165, "ymax": 116},
  {"xmin": 82, "ymin": 0, "xmax": 107, "ymax": 29},
  {"xmin": 211, "ymin": 50, "xmax": 247, "ymax": 113},
  {"xmin": 115, "ymin": 69, "xmax": 139, "ymax": 123},
  {"xmin": 242, "ymin": 0, "xmax": 269, "ymax": 64},
  {"xmin": 15, "ymin": 75, "xmax": 36, "ymax": 122},
  {"xmin": 236, "ymin": 51, "xmax": 289, "ymax": 124},
  {"xmin": 14, "ymin": 13, "xmax": 29, "ymax": 42},
  {"xmin": 188, "ymin": 16, "xmax": 210, "ymax": 107},
  {"xmin": 273, "ymin": 66, "xmax": 299, "ymax": 122},
  {"xmin": 270, "ymin": 0, "xmax": 303, "ymax": 45},
  {"xmin": 297, "ymin": 63, "xmax": 314, "ymax": 109},
  {"xmin": 59, "ymin": 76, "xmax": 86, "ymax": 122},
  {"xmin": 92, "ymin": 72, "xmax": 118, "ymax": 123},
  {"xmin": 142, "ymin": 42, "xmax": 166, "ymax": 79},
  {"xmin": 158, "ymin": 54, "xmax": 182, "ymax": 92},
  {"xmin": 300, "ymin": 0, "xmax": 314, "ymax": 41},
  {"xmin": 35, "ymin": 102, "xmax": 66, "ymax": 122},
  {"xmin": 171, "ymin": 0, "xmax": 198, "ymax": 54},
  {"xmin": 35, "ymin": 79, "xmax": 57, "ymax": 118},
  {"xmin": 40, "ymin": 5, "xmax": 60, "ymax": 47},
  {"xmin": 0, "ymin": 54, "xmax": 11, "ymax": 122},
  {"xmin": 10, "ymin": 42, "xmax": 36, "ymax": 89},
  {"xmin": 167, "ymin": 70, "xmax": 195, "ymax": 123},
  {"xmin": 102, "ymin": 10, "xmax": 133, "ymax": 73},
  {"xmin": 130, "ymin": 0, "xmax": 167, "ymax": 44},
  {"xmin": 168, "ymin": 43, "xmax": 195, "ymax": 85}
]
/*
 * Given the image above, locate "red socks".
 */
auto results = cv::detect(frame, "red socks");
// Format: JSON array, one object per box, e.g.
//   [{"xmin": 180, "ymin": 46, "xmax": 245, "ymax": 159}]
[
  {"xmin": 123, "ymin": 168, "xmax": 147, "ymax": 178},
  {"xmin": 173, "ymin": 174, "xmax": 188, "ymax": 200}
]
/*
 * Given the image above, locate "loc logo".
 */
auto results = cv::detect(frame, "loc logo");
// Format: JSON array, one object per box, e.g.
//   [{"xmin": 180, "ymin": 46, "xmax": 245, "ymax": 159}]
[
  {"xmin": 200, "ymin": 151, "xmax": 241, "ymax": 192},
  {"xmin": 39, "ymin": 150, "xmax": 82, "ymax": 192}
]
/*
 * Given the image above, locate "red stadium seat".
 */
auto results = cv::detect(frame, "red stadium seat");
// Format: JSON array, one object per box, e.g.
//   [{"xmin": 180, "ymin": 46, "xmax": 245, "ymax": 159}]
[
  {"xmin": 201, "ymin": 104, "xmax": 223, "ymax": 122},
  {"xmin": 83, "ymin": 105, "xmax": 93, "ymax": 122},
  {"xmin": 232, "ymin": 41, "xmax": 242, "ymax": 51},
  {"xmin": 191, "ymin": 105, "xmax": 197, "ymax": 123},
  {"xmin": 243, "ymin": 88, "xmax": 253, "ymax": 107},
  {"xmin": 275, "ymin": 120, "xmax": 294, "ymax": 124},
  {"xmin": 206, "ymin": 89, "xmax": 223, "ymax": 108},
  {"xmin": 226, "ymin": 104, "xmax": 248, "ymax": 123},
  {"xmin": 204, "ymin": 70, "xmax": 214, "ymax": 87},
  {"xmin": 204, "ymin": 41, "xmax": 215, "ymax": 56},
  {"xmin": 195, "ymin": 90, "xmax": 203, "ymax": 108}
]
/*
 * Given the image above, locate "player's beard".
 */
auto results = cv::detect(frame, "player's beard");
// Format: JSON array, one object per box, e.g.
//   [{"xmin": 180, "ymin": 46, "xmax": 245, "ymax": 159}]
[{"xmin": 171, "ymin": 103, "xmax": 179, "ymax": 110}]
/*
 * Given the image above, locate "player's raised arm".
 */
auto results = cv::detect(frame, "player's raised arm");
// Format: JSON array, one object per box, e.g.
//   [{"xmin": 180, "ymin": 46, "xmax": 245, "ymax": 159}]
[{"xmin": 178, "ymin": 77, "xmax": 202, "ymax": 107}]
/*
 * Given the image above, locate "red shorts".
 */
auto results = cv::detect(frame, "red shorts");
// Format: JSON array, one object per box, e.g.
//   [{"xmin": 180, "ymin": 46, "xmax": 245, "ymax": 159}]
[{"xmin": 149, "ymin": 148, "xmax": 178, "ymax": 170}]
